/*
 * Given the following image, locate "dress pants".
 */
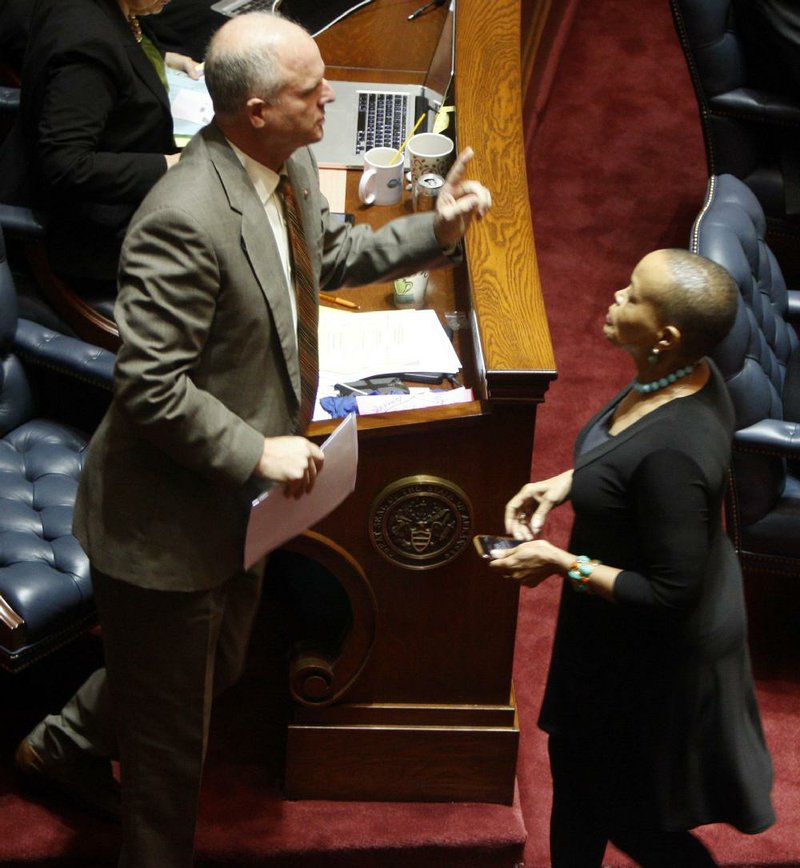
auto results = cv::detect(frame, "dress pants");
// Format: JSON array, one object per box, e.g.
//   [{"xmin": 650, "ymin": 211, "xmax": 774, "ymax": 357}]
[{"xmin": 29, "ymin": 566, "xmax": 264, "ymax": 868}]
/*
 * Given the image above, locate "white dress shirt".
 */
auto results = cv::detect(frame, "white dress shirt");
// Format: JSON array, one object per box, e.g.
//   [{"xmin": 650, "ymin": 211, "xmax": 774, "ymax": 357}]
[{"xmin": 228, "ymin": 141, "xmax": 298, "ymax": 335}]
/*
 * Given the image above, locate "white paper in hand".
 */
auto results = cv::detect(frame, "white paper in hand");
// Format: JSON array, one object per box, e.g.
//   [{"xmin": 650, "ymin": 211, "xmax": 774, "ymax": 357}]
[{"xmin": 243, "ymin": 414, "xmax": 358, "ymax": 568}]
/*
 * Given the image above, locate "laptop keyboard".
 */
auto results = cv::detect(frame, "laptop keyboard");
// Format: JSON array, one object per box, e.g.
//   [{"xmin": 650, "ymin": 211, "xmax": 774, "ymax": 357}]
[
  {"xmin": 225, "ymin": 0, "xmax": 273, "ymax": 13},
  {"xmin": 355, "ymin": 91, "xmax": 409, "ymax": 155}
]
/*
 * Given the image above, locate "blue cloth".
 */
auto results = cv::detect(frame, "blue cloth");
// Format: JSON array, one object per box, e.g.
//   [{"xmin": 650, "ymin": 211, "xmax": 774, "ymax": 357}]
[
  {"xmin": 320, "ymin": 395, "xmax": 359, "ymax": 417},
  {"xmin": 320, "ymin": 390, "xmax": 410, "ymax": 418}
]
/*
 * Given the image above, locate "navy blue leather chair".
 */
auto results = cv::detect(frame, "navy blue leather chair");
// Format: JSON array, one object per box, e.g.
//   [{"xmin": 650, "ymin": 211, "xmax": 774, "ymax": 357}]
[
  {"xmin": 0, "ymin": 84, "xmax": 19, "ymax": 143},
  {"xmin": 671, "ymin": 0, "xmax": 800, "ymax": 239},
  {"xmin": 690, "ymin": 173, "xmax": 800, "ymax": 581},
  {"xmin": 0, "ymin": 204, "xmax": 120, "ymax": 352},
  {"xmin": 0, "ymin": 223, "xmax": 114, "ymax": 671}
]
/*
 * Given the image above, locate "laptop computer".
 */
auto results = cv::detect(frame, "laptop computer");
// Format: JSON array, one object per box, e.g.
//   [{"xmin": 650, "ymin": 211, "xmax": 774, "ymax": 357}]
[
  {"xmin": 311, "ymin": 3, "xmax": 455, "ymax": 168},
  {"xmin": 208, "ymin": 0, "xmax": 456, "ymax": 169}
]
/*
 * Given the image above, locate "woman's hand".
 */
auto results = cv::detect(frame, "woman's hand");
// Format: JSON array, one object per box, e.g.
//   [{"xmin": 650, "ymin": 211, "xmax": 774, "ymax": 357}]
[
  {"xmin": 504, "ymin": 469, "xmax": 573, "ymax": 539},
  {"xmin": 165, "ymin": 52, "xmax": 203, "ymax": 80},
  {"xmin": 488, "ymin": 539, "xmax": 572, "ymax": 588}
]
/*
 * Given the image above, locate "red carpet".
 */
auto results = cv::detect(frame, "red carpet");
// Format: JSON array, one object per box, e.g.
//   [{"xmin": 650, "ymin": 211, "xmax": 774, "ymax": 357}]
[{"xmin": 1, "ymin": 1, "xmax": 798, "ymax": 866}]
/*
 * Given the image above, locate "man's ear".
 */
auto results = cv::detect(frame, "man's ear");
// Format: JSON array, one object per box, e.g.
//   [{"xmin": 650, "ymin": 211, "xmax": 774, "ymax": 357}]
[{"xmin": 245, "ymin": 97, "xmax": 268, "ymax": 129}]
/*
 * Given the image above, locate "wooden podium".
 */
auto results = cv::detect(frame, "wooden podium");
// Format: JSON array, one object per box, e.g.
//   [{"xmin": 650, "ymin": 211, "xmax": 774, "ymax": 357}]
[{"xmin": 278, "ymin": 0, "xmax": 556, "ymax": 805}]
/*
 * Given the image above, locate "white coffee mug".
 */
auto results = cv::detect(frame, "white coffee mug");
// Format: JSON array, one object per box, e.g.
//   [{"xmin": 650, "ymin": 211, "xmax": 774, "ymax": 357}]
[
  {"xmin": 393, "ymin": 271, "xmax": 429, "ymax": 309},
  {"xmin": 358, "ymin": 146, "xmax": 404, "ymax": 206},
  {"xmin": 406, "ymin": 133, "xmax": 455, "ymax": 189}
]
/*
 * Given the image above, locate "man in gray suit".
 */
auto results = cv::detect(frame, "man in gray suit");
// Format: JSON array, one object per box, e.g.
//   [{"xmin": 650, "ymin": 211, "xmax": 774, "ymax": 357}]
[{"xmin": 13, "ymin": 10, "xmax": 491, "ymax": 868}]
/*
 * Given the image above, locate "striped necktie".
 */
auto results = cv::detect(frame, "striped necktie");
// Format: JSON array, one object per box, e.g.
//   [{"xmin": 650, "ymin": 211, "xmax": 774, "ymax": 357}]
[{"xmin": 278, "ymin": 175, "xmax": 319, "ymax": 434}]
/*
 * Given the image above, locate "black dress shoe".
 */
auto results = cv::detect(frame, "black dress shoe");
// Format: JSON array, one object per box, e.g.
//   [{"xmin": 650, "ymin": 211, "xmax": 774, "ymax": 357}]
[{"xmin": 14, "ymin": 737, "xmax": 121, "ymax": 821}]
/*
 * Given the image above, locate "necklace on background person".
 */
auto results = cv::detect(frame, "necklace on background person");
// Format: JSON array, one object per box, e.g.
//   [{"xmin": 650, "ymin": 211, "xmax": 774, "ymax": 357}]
[
  {"xmin": 632, "ymin": 363, "xmax": 696, "ymax": 394},
  {"xmin": 128, "ymin": 14, "xmax": 143, "ymax": 43}
]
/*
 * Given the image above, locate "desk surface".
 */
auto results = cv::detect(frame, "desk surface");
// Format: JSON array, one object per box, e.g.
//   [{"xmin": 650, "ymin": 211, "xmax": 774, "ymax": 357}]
[
  {"xmin": 314, "ymin": 0, "xmax": 556, "ymax": 421},
  {"xmin": 317, "ymin": 0, "xmax": 451, "ymax": 83}
]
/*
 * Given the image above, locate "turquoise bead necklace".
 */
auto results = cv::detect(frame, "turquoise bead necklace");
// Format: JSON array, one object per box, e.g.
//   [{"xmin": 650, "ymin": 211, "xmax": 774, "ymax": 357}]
[{"xmin": 632, "ymin": 363, "xmax": 696, "ymax": 394}]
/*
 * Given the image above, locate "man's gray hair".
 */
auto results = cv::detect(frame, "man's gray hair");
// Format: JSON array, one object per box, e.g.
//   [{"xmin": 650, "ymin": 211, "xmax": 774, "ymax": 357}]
[{"xmin": 204, "ymin": 12, "xmax": 286, "ymax": 118}]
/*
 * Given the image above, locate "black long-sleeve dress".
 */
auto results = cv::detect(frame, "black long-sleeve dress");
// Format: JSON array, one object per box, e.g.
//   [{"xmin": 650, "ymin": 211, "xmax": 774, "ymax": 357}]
[{"xmin": 539, "ymin": 363, "xmax": 775, "ymax": 834}]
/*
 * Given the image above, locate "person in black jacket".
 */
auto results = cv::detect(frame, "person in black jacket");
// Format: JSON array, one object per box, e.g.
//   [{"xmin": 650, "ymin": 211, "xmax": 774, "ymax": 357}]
[
  {"xmin": 142, "ymin": 0, "xmax": 226, "ymax": 61},
  {"xmin": 0, "ymin": 0, "xmax": 199, "ymax": 284},
  {"xmin": 0, "ymin": 0, "xmax": 32, "ymax": 76},
  {"xmin": 490, "ymin": 249, "xmax": 775, "ymax": 867}
]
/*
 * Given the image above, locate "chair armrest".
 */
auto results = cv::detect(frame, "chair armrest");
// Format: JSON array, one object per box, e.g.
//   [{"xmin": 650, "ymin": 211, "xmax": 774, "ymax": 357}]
[
  {"xmin": 0, "ymin": 86, "xmax": 19, "ymax": 113},
  {"xmin": 787, "ymin": 289, "xmax": 800, "ymax": 322},
  {"xmin": 0, "ymin": 204, "xmax": 48, "ymax": 238},
  {"xmin": 14, "ymin": 319, "xmax": 115, "ymax": 390},
  {"xmin": 709, "ymin": 88, "xmax": 800, "ymax": 126},
  {"xmin": 14, "ymin": 320, "xmax": 114, "ymax": 434},
  {"xmin": 734, "ymin": 419, "xmax": 800, "ymax": 458}
]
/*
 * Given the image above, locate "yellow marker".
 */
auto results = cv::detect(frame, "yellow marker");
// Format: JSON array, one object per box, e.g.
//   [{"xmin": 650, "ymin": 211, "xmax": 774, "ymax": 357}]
[{"xmin": 390, "ymin": 113, "xmax": 427, "ymax": 165}]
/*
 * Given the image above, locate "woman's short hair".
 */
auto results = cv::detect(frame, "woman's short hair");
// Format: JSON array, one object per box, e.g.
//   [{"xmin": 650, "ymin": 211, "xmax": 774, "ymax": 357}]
[
  {"xmin": 658, "ymin": 249, "xmax": 739, "ymax": 360},
  {"xmin": 204, "ymin": 12, "xmax": 285, "ymax": 118}
]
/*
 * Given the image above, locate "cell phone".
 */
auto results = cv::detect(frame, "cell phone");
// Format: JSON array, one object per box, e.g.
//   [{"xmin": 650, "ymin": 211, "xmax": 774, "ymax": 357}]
[
  {"xmin": 331, "ymin": 211, "xmax": 355, "ymax": 225},
  {"xmin": 473, "ymin": 535, "xmax": 522, "ymax": 560}
]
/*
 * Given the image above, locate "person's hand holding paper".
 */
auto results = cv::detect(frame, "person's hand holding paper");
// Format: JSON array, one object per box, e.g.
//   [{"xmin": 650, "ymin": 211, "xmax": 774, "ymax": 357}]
[
  {"xmin": 255, "ymin": 435, "xmax": 324, "ymax": 499},
  {"xmin": 245, "ymin": 414, "xmax": 358, "ymax": 568}
]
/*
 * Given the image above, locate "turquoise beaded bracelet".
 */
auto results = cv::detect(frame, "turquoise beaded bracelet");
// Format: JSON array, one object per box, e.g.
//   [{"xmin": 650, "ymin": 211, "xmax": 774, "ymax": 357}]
[{"xmin": 567, "ymin": 555, "xmax": 601, "ymax": 593}]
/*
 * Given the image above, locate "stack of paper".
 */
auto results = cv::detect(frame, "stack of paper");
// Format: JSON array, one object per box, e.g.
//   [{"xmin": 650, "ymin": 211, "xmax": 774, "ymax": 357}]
[
  {"xmin": 313, "ymin": 307, "xmax": 465, "ymax": 420},
  {"xmin": 318, "ymin": 307, "xmax": 461, "ymax": 386},
  {"xmin": 167, "ymin": 68, "xmax": 212, "ymax": 144}
]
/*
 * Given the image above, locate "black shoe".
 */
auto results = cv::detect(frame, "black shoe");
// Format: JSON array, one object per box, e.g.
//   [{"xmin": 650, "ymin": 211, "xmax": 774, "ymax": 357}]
[{"xmin": 14, "ymin": 736, "xmax": 121, "ymax": 822}]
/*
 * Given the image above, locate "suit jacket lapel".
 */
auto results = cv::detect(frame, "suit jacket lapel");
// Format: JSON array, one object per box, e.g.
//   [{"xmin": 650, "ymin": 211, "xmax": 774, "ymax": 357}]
[
  {"xmin": 201, "ymin": 127, "xmax": 302, "ymax": 404},
  {"xmin": 99, "ymin": 0, "xmax": 172, "ymax": 117}
]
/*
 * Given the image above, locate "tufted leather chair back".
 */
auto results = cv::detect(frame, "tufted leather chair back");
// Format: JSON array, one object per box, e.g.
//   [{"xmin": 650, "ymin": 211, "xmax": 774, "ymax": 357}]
[
  {"xmin": 691, "ymin": 174, "xmax": 800, "ymax": 574},
  {"xmin": 0, "ymin": 215, "xmax": 17, "ymax": 342},
  {"xmin": 0, "ymin": 222, "xmax": 116, "ymax": 670},
  {"xmin": 671, "ymin": 0, "xmax": 800, "ymax": 232},
  {"xmin": 672, "ymin": 0, "xmax": 744, "ymax": 100},
  {"xmin": 0, "ymin": 217, "xmax": 36, "ymax": 436}
]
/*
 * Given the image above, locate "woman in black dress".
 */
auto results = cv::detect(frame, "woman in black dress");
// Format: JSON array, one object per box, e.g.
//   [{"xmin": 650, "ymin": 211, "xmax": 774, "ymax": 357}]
[{"xmin": 491, "ymin": 249, "xmax": 775, "ymax": 867}]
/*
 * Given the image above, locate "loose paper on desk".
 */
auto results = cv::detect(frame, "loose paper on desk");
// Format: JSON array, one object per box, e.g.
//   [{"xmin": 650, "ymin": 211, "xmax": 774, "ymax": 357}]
[
  {"xmin": 243, "ymin": 413, "xmax": 358, "ymax": 569},
  {"xmin": 355, "ymin": 385, "xmax": 473, "ymax": 415},
  {"xmin": 167, "ymin": 68, "xmax": 212, "ymax": 142},
  {"xmin": 318, "ymin": 307, "xmax": 461, "ymax": 385}
]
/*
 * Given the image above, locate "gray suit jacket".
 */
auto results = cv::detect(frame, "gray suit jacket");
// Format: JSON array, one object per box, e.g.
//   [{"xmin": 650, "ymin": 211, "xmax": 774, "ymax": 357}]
[{"xmin": 73, "ymin": 123, "xmax": 443, "ymax": 590}]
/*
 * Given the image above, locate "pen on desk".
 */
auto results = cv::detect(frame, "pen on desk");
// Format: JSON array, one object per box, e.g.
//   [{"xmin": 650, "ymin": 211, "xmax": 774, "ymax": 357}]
[
  {"xmin": 408, "ymin": 0, "xmax": 446, "ymax": 20},
  {"xmin": 320, "ymin": 295, "xmax": 360, "ymax": 310}
]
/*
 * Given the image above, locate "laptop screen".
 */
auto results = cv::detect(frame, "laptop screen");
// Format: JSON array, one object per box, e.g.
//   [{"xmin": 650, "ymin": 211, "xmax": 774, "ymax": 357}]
[{"xmin": 424, "ymin": 3, "xmax": 455, "ymax": 102}]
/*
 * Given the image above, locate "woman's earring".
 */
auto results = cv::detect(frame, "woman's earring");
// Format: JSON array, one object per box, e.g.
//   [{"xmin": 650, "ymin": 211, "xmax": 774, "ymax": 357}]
[{"xmin": 647, "ymin": 347, "xmax": 660, "ymax": 366}]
